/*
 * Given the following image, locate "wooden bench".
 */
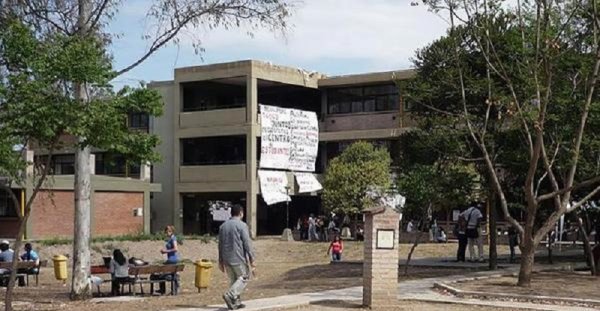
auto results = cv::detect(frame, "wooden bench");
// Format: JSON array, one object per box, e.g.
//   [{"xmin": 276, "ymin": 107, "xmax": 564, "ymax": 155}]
[
  {"xmin": 129, "ymin": 264, "xmax": 185, "ymax": 296},
  {"xmin": 0, "ymin": 260, "xmax": 46, "ymax": 287}
]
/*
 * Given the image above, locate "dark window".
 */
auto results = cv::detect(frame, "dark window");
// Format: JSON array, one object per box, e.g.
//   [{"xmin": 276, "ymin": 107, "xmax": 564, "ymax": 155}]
[
  {"xmin": 0, "ymin": 189, "xmax": 18, "ymax": 217},
  {"xmin": 129, "ymin": 112, "xmax": 149, "ymax": 130},
  {"xmin": 95, "ymin": 153, "xmax": 140, "ymax": 178},
  {"xmin": 181, "ymin": 135, "xmax": 246, "ymax": 166},
  {"xmin": 53, "ymin": 155, "xmax": 75, "ymax": 175},
  {"xmin": 182, "ymin": 80, "xmax": 246, "ymax": 112},
  {"xmin": 327, "ymin": 84, "xmax": 399, "ymax": 115}
]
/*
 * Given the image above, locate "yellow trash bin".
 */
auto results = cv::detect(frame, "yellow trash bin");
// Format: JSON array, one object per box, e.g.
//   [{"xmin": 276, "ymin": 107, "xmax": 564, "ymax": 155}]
[
  {"xmin": 52, "ymin": 255, "xmax": 68, "ymax": 282},
  {"xmin": 194, "ymin": 259, "xmax": 213, "ymax": 292}
]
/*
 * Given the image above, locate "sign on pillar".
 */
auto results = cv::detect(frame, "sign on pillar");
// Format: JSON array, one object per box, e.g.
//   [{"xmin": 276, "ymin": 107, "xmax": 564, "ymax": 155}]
[{"xmin": 363, "ymin": 205, "xmax": 400, "ymax": 308}]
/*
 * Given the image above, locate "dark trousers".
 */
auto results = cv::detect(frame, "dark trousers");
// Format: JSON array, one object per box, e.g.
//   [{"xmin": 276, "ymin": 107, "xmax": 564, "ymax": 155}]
[
  {"xmin": 111, "ymin": 277, "xmax": 132, "ymax": 295},
  {"xmin": 457, "ymin": 234, "xmax": 467, "ymax": 262}
]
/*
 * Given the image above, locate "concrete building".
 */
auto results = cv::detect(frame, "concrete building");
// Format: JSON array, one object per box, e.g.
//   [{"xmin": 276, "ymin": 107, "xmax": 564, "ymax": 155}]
[{"xmin": 149, "ymin": 60, "xmax": 415, "ymax": 238}]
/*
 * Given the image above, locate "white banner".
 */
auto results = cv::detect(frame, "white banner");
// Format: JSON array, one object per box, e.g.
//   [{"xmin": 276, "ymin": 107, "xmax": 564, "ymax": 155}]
[
  {"xmin": 259, "ymin": 105, "xmax": 292, "ymax": 170},
  {"xmin": 209, "ymin": 201, "xmax": 233, "ymax": 221},
  {"xmin": 259, "ymin": 105, "xmax": 319, "ymax": 172},
  {"xmin": 258, "ymin": 170, "xmax": 291, "ymax": 205},
  {"xmin": 288, "ymin": 108, "xmax": 319, "ymax": 172},
  {"xmin": 294, "ymin": 172, "xmax": 322, "ymax": 193}
]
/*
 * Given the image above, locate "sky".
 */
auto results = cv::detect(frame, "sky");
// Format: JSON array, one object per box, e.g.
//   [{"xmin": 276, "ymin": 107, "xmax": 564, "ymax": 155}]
[{"xmin": 107, "ymin": 0, "xmax": 450, "ymax": 88}]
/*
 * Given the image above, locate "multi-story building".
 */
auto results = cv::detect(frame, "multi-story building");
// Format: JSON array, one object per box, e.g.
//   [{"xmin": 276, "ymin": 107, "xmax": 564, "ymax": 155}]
[{"xmin": 149, "ymin": 60, "xmax": 415, "ymax": 238}]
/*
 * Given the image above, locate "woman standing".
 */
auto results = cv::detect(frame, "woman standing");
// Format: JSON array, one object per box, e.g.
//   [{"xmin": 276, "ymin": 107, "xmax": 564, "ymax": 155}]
[
  {"xmin": 155, "ymin": 225, "xmax": 180, "ymax": 294},
  {"xmin": 161, "ymin": 225, "xmax": 179, "ymax": 264}
]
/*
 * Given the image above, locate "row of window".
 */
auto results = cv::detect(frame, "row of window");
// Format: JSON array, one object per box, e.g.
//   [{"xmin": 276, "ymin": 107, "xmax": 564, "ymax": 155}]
[
  {"xmin": 35, "ymin": 153, "xmax": 140, "ymax": 178},
  {"xmin": 327, "ymin": 85, "xmax": 400, "ymax": 115}
]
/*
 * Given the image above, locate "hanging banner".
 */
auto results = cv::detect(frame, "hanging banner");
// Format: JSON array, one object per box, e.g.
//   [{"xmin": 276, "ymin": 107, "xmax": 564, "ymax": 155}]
[
  {"xmin": 209, "ymin": 201, "xmax": 232, "ymax": 222},
  {"xmin": 288, "ymin": 108, "xmax": 319, "ymax": 172},
  {"xmin": 259, "ymin": 105, "xmax": 292, "ymax": 170},
  {"xmin": 294, "ymin": 172, "xmax": 322, "ymax": 193},
  {"xmin": 259, "ymin": 105, "xmax": 319, "ymax": 172},
  {"xmin": 258, "ymin": 170, "xmax": 291, "ymax": 205}
]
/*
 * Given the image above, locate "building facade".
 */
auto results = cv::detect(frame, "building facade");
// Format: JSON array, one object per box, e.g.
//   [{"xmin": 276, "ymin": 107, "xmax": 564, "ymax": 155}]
[{"xmin": 149, "ymin": 60, "xmax": 415, "ymax": 238}]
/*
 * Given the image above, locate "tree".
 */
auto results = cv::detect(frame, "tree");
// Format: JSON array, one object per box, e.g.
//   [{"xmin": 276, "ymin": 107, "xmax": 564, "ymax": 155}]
[
  {"xmin": 1, "ymin": 0, "xmax": 293, "ymax": 299},
  {"xmin": 322, "ymin": 141, "xmax": 392, "ymax": 218},
  {"xmin": 0, "ymin": 19, "xmax": 162, "ymax": 310},
  {"xmin": 396, "ymin": 137, "xmax": 478, "ymax": 274},
  {"xmin": 410, "ymin": 0, "xmax": 600, "ymax": 286}
]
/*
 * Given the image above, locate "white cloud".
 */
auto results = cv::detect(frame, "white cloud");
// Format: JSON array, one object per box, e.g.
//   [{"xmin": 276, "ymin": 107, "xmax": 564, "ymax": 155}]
[{"xmin": 184, "ymin": 0, "xmax": 449, "ymax": 71}]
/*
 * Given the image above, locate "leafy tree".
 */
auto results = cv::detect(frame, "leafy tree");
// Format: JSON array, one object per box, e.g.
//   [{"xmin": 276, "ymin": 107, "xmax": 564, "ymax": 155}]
[
  {"xmin": 1, "ymin": 0, "xmax": 293, "ymax": 299},
  {"xmin": 410, "ymin": 0, "xmax": 600, "ymax": 286},
  {"xmin": 0, "ymin": 19, "xmax": 162, "ymax": 310},
  {"xmin": 322, "ymin": 141, "xmax": 392, "ymax": 218}
]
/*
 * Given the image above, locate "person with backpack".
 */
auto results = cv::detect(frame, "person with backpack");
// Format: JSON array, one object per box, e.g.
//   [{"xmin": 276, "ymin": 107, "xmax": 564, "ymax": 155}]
[
  {"xmin": 460, "ymin": 204, "xmax": 484, "ymax": 262},
  {"xmin": 454, "ymin": 213, "xmax": 468, "ymax": 262}
]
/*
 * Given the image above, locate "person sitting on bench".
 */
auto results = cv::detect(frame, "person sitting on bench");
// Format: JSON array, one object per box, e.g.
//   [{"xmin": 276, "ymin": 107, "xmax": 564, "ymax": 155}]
[
  {"xmin": 110, "ymin": 249, "xmax": 131, "ymax": 295},
  {"xmin": 0, "ymin": 240, "xmax": 25, "ymax": 287}
]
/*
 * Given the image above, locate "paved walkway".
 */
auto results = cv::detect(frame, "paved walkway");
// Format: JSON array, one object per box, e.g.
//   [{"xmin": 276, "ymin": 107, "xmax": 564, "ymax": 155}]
[{"xmin": 166, "ymin": 266, "xmax": 596, "ymax": 311}]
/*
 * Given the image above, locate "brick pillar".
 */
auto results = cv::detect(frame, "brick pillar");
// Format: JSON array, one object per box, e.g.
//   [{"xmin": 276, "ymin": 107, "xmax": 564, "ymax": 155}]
[{"xmin": 363, "ymin": 206, "xmax": 400, "ymax": 308}]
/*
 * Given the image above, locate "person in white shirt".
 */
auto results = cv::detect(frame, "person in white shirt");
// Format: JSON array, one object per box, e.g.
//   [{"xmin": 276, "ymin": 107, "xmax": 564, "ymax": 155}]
[
  {"xmin": 406, "ymin": 220, "xmax": 415, "ymax": 233},
  {"xmin": 460, "ymin": 204, "xmax": 484, "ymax": 262}
]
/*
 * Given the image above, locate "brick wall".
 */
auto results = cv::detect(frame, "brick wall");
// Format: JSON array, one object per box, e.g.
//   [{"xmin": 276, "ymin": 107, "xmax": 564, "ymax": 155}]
[
  {"xmin": 31, "ymin": 191, "xmax": 75, "ymax": 238},
  {"xmin": 30, "ymin": 190, "xmax": 144, "ymax": 238},
  {"xmin": 93, "ymin": 191, "xmax": 143, "ymax": 236},
  {"xmin": 363, "ymin": 207, "xmax": 400, "ymax": 308}
]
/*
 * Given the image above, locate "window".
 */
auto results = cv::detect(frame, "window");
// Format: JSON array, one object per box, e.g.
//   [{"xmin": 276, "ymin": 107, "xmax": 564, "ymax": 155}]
[
  {"xmin": 129, "ymin": 112, "xmax": 149, "ymax": 130},
  {"xmin": 327, "ymin": 84, "xmax": 399, "ymax": 115},
  {"xmin": 181, "ymin": 135, "xmax": 246, "ymax": 166},
  {"xmin": 0, "ymin": 189, "xmax": 18, "ymax": 217},
  {"xmin": 182, "ymin": 81, "xmax": 246, "ymax": 112},
  {"xmin": 95, "ymin": 153, "xmax": 140, "ymax": 178}
]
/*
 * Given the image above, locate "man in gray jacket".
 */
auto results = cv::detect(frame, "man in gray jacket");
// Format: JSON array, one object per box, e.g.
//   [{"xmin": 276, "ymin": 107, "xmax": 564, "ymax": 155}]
[{"xmin": 219, "ymin": 204, "xmax": 255, "ymax": 310}]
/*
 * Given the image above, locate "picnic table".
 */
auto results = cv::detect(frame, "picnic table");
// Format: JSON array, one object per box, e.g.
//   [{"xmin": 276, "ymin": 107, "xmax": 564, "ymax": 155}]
[
  {"xmin": 90, "ymin": 264, "xmax": 185, "ymax": 296},
  {"xmin": 0, "ymin": 260, "xmax": 48, "ymax": 286}
]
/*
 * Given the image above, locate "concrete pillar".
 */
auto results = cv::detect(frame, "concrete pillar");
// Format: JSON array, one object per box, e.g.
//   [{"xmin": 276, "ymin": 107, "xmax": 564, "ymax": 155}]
[
  {"xmin": 23, "ymin": 150, "xmax": 34, "ymax": 239},
  {"xmin": 143, "ymin": 190, "xmax": 151, "ymax": 233},
  {"xmin": 246, "ymin": 75, "xmax": 259, "ymax": 238},
  {"xmin": 89, "ymin": 154, "xmax": 95, "ymax": 175},
  {"xmin": 140, "ymin": 162, "xmax": 151, "ymax": 181},
  {"xmin": 363, "ymin": 206, "xmax": 400, "ymax": 308}
]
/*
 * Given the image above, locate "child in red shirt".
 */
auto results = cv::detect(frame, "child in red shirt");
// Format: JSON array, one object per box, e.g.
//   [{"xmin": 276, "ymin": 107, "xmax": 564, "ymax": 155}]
[{"xmin": 327, "ymin": 235, "xmax": 344, "ymax": 261}]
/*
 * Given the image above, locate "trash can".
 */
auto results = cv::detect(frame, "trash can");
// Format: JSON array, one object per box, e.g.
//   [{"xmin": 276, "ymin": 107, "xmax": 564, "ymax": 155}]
[
  {"xmin": 194, "ymin": 259, "xmax": 213, "ymax": 292},
  {"xmin": 53, "ymin": 255, "xmax": 68, "ymax": 282}
]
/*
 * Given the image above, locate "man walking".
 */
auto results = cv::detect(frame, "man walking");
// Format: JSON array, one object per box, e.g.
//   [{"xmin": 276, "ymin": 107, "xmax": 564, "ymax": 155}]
[{"xmin": 219, "ymin": 204, "xmax": 255, "ymax": 310}]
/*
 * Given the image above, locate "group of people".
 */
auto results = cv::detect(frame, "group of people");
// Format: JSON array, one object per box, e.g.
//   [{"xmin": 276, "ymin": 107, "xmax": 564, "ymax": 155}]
[
  {"xmin": 0, "ymin": 240, "xmax": 40, "ymax": 287},
  {"xmin": 297, "ymin": 214, "xmax": 338, "ymax": 242},
  {"xmin": 91, "ymin": 224, "xmax": 181, "ymax": 296},
  {"xmin": 454, "ymin": 204, "xmax": 485, "ymax": 262}
]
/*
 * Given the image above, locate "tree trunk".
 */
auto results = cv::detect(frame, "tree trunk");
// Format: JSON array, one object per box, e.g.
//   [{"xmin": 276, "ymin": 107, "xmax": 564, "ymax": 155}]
[
  {"xmin": 71, "ymin": 145, "xmax": 92, "ymax": 299},
  {"xmin": 577, "ymin": 217, "xmax": 597, "ymax": 276},
  {"xmin": 517, "ymin": 237, "xmax": 535, "ymax": 287},
  {"xmin": 488, "ymin": 187, "xmax": 498, "ymax": 270},
  {"xmin": 4, "ymin": 215, "xmax": 27, "ymax": 311},
  {"xmin": 70, "ymin": 0, "xmax": 92, "ymax": 300},
  {"xmin": 404, "ymin": 231, "xmax": 424, "ymax": 276}
]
